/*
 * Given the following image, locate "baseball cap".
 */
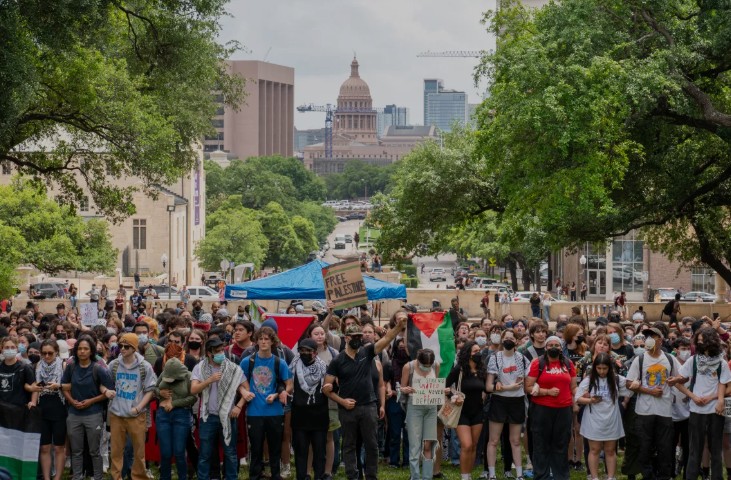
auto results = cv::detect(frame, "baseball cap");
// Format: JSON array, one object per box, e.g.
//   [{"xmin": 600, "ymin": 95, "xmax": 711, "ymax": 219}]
[
  {"xmin": 344, "ymin": 325, "xmax": 363, "ymax": 336},
  {"xmin": 205, "ymin": 337, "xmax": 223, "ymax": 350},
  {"xmin": 642, "ymin": 327, "xmax": 663, "ymax": 338}
]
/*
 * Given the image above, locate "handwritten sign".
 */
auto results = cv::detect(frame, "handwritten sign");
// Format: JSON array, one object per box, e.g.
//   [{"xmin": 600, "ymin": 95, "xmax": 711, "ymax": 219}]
[
  {"xmin": 411, "ymin": 376, "xmax": 446, "ymax": 406},
  {"xmin": 322, "ymin": 259, "xmax": 367, "ymax": 309},
  {"xmin": 80, "ymin": 302, "xmax": 100, "ymax": 327}
]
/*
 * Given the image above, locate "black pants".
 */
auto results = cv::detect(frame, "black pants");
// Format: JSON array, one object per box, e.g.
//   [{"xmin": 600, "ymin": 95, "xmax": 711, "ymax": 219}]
[
  {"xmin": 687, "ymin": 412, "xmax": 724, "ymax": 480},
  {"xmin": 530, "ymin": 404, "xmax": 572, "ymax": 480},
  {"xmin": 635, "ymin": 414, "xmax": 674, "ymax": 480},
  {"xmin": 293, "ymin": 428, "xmax": 327, "ymax": 480},
  {"xmin": 340, "ymin": 404, "xmax": 378, "ymax": 480},
  {"xmin": 621, "ymin": 400, "xmax": 642, "ymax": 476},
  {"xmin": 247, "ymin": 415, "xmax": 284, "ymax": 480},
  {"xmin": 673, "ymin": 419, "xmax": 689, "ymax": 478}
]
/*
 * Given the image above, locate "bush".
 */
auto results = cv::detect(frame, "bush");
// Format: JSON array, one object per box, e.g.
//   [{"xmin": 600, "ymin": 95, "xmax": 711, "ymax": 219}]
[
  {"xmin": 400, "ymin": 278, "xmax": 419, "ymax": 288},
  {"xmin": 402, "ymin": 265, "xmax": 417, "ymax": 277}
]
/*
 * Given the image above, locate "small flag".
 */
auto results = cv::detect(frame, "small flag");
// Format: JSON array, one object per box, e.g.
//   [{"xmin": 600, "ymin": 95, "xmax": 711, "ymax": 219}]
[
  {"xmin": 264, "ymin": 314, "xmax": 315, "ymax": 349},
  {"xmin": 407, "ymin": 311, "xmax": 456, "ymax": 379},
  {"xmin": 250, "ymin": 300, "xmax": 266, "ymax": 328},
  {"xmin": 0, "ymin": 401, "xmax": 42, "ymax": 480}
]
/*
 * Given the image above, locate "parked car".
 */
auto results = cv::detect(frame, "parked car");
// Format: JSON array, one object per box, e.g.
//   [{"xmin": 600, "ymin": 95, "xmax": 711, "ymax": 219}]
[
  {"xmin": 336, "ymin": 216, "xmax": 347, "ymax": 222},
  {"xmin": 30, "ymin": 282, "xmax": 67, "ymax": 299},
  {"xmin": 334, "ymin": 234, "xmax": 346, "ymax": 249},
  {"xmin": 682, "ymin": 291, "xmax": 717, "ymax": 302},
  {"xmin": 185, "ymin": 286, "xmax": 220, "ymax": 300},
  {"xmin": 467, "ymin": 277, "xmax": 498, "ymax": 289},
  {"xmin": 345, "ymin": 234, "xmax": 353, "ymax": 243},
  {"xmin": 429, "ymin": 268, "xmax": 447, "ymax": 282},
  {"xmin": 656, "ymin": 287, "xmax": 680, "ymax": 301},
  {"xmin": 149, "ymin": 285, "xmax": 179, "ymax": 299}
]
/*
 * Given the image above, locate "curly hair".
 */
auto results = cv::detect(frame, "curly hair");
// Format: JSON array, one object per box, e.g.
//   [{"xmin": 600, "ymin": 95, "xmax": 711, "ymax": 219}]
[
  {"xmin": 457, "ymin": 340, "xmax": 486, "ymax": 379},
  {"xmin": 693, "ymin": 326, "xmax": 722, "ymax": 357}
]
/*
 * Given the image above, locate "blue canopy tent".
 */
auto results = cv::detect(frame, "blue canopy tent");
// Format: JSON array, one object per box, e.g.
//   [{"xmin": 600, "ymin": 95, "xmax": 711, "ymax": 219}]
[{"xmin": 225, "ymin": 259, "xmax": 407, "ymax": 301}]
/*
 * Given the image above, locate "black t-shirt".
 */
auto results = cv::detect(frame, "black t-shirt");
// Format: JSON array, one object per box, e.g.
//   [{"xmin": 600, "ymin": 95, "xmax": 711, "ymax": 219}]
[
  {"xmin": 445, "ymin": 366, "xmax": 486, "ymax": 417},
  {"xmin": 291, "ymin": 370, "xmax": 328, "ymax": 431},
  {"xmin": 327, "ymin": 343, "xmax": 377, "ymax": 406},
  {"xmin": 0, "ymin": 361, "xmax": 35, "ymax": 407}
]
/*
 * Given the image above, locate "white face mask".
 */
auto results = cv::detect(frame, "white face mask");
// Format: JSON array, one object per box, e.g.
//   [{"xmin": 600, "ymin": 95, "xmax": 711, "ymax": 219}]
[
  {"xmin": 677, "ymin": 350, "xmax": 690, "ymax": 361},
  {"xmin": 475, "ymin": 336, "xmax": 487, "ymax": 347},
  {"xmin": 490, "ymin": 333, "xmax": 501, "ymax": 345},
  {"xmin": 2, "ymin": 349, "xmax": 17, "ymax": 360},
  {"xmin": 645, "ymin": 337, "xmax": 656, "ymax": 350}
]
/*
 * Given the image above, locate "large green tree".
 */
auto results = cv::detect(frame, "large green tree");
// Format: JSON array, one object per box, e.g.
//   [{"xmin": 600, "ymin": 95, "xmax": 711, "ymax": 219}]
[
  {"xmin": 1, "ymin": 0, "xmax": 244, "ymax": 221},
  {"xmin": 325, "ymin": 160, "xmax": 397, "ymax": 199},
  {"xmin": 258, "ymin": 202, "xmax": 310, "ymax": 269},
  {"xmin": 475, "ymin": 0, "xmax": 731, "ymax": 284}
]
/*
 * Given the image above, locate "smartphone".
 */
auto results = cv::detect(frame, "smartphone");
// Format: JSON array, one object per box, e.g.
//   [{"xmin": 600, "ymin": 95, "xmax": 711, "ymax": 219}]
[{"xmin": 713, "ymin": 312, "xmax": 720, "ymax": 320}]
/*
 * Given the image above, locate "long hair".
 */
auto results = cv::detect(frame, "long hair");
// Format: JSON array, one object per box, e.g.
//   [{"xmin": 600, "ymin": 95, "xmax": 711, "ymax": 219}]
[
  {"xmin": 694, "ymin": 326, "xmax": 722, "ymax": 357},
  {"xmin": 589, "ymin": 352, "xmax": 618, "ymax": 403},
  {"xmin": 457, "ymin": 340, "xmax": 486, "ymax": 379}
]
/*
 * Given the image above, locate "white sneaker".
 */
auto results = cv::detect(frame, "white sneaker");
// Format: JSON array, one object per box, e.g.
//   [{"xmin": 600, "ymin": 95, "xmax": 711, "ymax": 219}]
[
  {"xmin": 146, "ymin": 469, "xmax": 154, "ymax": 479},
  {"xmin": 479, "ymin": 472, "xmax": 489, "ymax": 479},
  {"xmin": 280, "ymin": 461, "xmax": 291, "ymax": 479},
  {"xmin": 239, "ymin": 457, "xmax": 248, "ymax": 466}
]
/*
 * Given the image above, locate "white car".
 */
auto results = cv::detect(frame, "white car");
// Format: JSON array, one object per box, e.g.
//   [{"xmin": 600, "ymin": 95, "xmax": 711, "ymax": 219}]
[
  {"xmin": 185, "ymin": 286, "xmax": 220, "ymax": 300},
  {"xmin": 334, "ymin": 235, "xmax": 346, "ymax": 249},
  {"xmin": 513, "ymin": 292, "xmax": 534, "ymax": 302},
  {"xmin": 429, "ymin": 268, "xmax": 447, "ymax": 282}
]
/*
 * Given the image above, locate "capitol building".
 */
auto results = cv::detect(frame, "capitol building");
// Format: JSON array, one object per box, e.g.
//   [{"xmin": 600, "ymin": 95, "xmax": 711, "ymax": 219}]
[{"xmin": 303, "ymin": 58, "xmax": 438, "ymax": 175}]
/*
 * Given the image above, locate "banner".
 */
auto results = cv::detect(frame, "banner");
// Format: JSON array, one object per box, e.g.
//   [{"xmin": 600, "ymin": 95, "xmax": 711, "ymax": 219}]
[
  {"xmin": 263, "ymin": 314, "xmax": 315, "ymax": 349},
  {"xmin": 0, "ymin": 401, "xmax": 42, "ymax": 480},
  {"xmin": 411, "ymin": 377, "xmax": 446, "ymax": 406},
  {"xmin": 321, "ymin": 259, "xmax": 367, "ymax": 309}
]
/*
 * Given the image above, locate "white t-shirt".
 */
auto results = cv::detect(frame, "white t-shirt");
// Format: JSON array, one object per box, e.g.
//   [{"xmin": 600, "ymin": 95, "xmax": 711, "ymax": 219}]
[
  {"xmin": 626, "ymin": 352, "xmax": 681, "ymax": 417},
  {"xmin": 679, "ymin": 354, "xmax": 731, "ymax": 414},
  {"xmin": 192, "ymin": 362, "xmax": 221, "ymax": 415},
  {"xmin": 487, "ymin": 351, "xmax": 526, "ymax": 398},
  {"xmin": 575, "ymin": 375, "xmax": 632, "ymax": 441}
]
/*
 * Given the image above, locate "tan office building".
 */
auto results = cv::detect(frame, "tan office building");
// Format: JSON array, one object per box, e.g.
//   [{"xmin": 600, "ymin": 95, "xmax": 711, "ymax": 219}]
[{"xmin": 205, "ymin": 60, "xmax": 295, "ymax": 161}]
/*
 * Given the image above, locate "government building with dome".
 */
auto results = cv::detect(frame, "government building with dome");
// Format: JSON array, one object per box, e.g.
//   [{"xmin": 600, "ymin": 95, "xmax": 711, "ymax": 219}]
[{"xmin": 303, "ymin": 58, "xmax": 438, "ymax": 175}]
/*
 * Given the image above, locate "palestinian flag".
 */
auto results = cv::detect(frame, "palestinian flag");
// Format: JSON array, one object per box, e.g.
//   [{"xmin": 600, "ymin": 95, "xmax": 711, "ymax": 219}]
[
  {"xmin": 407, "ymin": 311, "xmax": 456, "ymax": 379},
  {"xmin": 263, "ymin": 313, "xmax": 316, "ymax": 349},
  {"xmin": 0, "ymin": 401, "xmax": 42, "ymax": 480},
  {"xmin": 249, "ymin": 300, "xmax": 266, "ymax": 328}
]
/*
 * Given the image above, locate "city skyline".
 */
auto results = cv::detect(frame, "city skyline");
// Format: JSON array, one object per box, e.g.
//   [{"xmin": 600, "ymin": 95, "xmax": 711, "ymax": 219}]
[{"xmin": 218, "ymin": 0, "xmax": 497, "ymax": 130}]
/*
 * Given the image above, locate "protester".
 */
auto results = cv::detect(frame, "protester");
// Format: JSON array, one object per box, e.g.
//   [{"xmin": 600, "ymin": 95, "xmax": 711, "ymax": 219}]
[{"xmin": 36, "ymin": 339, "xmax": 67, "ymax": 480}]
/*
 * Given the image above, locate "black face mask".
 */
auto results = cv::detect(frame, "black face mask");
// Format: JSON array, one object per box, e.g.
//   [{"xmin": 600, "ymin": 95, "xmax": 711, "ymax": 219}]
[
  {"xmin": 299, "ymin": 353, "xmax": 314, "ymax": 364},
  {"xmin": 348, "ymin": 338, "xmax": 362, "ymax": 350},
  {"xmin": 55, "ymin": 333, "xmax": 66, "ymax": 340},
  {"xmin": 502, "ymin": 340, "xmax": 516, "ymax": 351},
  {"xmin": 470, "ymin": 353, "xmax": 482, "ymax": 364},
  {"xmin": 29, "ymin": 354, "xmax": 40, "ymax": 364},
  {"xmin": 576, "ymin": 336, "xmax": 585, "ymax": 344},
  {"xmin": 547, "ymin": 347, "xmax": 561, "ymax": 358},
  {"xmin": 188, "ymin": 341, "xmax": 202, "ymax": 350}
]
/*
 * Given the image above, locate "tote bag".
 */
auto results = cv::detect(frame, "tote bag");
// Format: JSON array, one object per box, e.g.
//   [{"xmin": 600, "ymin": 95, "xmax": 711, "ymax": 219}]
[{"xmin": 438, "ymin": 371, "xmax": 463, "ymax": 428}]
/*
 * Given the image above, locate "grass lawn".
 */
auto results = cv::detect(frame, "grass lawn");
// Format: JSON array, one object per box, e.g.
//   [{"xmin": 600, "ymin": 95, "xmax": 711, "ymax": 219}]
[{"xmin": 358, "ymin": 226, "xmax": 380, "ymax": 248}]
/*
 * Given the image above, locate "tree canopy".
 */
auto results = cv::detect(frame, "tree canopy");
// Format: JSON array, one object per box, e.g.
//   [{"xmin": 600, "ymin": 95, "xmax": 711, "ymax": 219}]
[
  {"xmin": 1, "ymin": 0, "xmax": 245, "ymax": 221},
  {"xmin": 325, "ymin": 160, "xmax": 396, "ymax": 200}
]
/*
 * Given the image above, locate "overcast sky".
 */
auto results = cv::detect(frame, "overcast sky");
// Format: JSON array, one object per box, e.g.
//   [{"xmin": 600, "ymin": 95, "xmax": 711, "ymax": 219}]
[{"xmin": 219, "ymin": 0, "xmax": 498, "ymax": 130}]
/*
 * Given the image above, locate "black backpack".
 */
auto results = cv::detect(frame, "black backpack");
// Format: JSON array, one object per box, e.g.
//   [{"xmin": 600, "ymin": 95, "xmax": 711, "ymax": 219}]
[{"xmin": 663, "ymin": 300, "xmax": 675, "ymax": 316}]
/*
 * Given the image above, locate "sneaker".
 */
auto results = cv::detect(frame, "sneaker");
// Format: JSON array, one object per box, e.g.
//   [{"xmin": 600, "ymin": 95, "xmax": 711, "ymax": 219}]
[
  {"xmin": 280, "ymin": 461, "xmax": 291, "ymax": 479},
  {"xmin": 505, "ymin": 472, "xmax": 515, "ymax": 479},
  {"xmin": 146, "ymin": 470, "xmax": 154, "ymax": 479},
  {"xmin": 479, "ymin": 472, "xmax": 489, "ymax": 479},
  {"xmin": 239, "ymin": 457, "xmax": 248, "ymax": 466},
  {"xmin": 517, "ymin": 477, "xmax": 525, "ymax": 480},
  {"xmin": 523, "ymin": 471, "xmax": 534, "ymax": 479},
  {"xmin": 489, "ymin": 476, "xmax": 497, "ymax": 480}
]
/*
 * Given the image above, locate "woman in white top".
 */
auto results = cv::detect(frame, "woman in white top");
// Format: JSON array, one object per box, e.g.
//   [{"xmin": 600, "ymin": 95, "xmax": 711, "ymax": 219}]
[
  {"xmin": 399, "ymin": 349, "xmax": 440, "ymax": 480},
  {"xmin": 484, "ymin": 329, "xmax": 527, "ymax": 480},
  {"xmin": 574, "ymin": 353, "xmax": 632, "ymax": 480}
]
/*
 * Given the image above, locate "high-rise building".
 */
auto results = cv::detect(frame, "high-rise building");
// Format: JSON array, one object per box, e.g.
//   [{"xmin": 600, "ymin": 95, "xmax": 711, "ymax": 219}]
[
  {"xmin": 376, "ymin": 105, "xmax": 410, "ymax": 138},
  {"xmin": 204, "ymin": 60, "xmax": 294, "ymax": 160},
  {"xmin": 423, "ymin": 79, "xmax": 468, "ymax": 132}
]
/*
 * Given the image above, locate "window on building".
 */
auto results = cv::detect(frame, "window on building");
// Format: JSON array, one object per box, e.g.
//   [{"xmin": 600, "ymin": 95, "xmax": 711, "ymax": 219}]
[
  {"xmin": 79, "ymin": 196, "xmax": 89, "ymax": 212},
  {"xmin": 133, "ymin": 219, "xmax": 147, "ymax": 250},
  {"xmin": 691, "ymin": 266, "xmax": 715, "ymax": 293},
  {"xmin": 215, "ymin": 106, "xmax": 224, "ymax": 116},
  {"xmin": 211, "ymin": 119, "xmax": 224, "ymax": 128},
  {"xmin": 612, "ymin": 232, "xmax": 644, "ymax": 293}
]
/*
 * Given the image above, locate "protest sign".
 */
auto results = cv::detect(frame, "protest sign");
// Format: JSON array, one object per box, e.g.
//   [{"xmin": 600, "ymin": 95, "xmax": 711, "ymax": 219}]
[
  {"xmin": 322, "ymin": 259, "xmax": 367, "ymax": 309},
  {"xmin": 80, "ymin": 303, "xmax": 99, "ymax": 327},
  {"xmin": 411, "ymin": 376, "xmax": 446, "ymax": 406}
]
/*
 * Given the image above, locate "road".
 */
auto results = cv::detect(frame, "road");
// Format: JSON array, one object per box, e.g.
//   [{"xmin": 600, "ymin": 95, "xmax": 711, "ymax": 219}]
[{"xmin": 322, "ymin": 219, "xmax": 363, "ymax": 263}]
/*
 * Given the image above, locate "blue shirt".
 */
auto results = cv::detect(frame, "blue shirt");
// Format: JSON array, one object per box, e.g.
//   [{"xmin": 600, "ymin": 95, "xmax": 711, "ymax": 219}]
[
  {"xmin": 240, "ymin": 352, "xmax": 291, "ymax": 417},
  {"xmin": 61, "ymin": 361, "xmax": 114, "ymax": 416}
]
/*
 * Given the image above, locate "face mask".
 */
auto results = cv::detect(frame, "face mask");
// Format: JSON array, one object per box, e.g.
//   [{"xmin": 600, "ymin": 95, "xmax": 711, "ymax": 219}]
[
  {"xmin": 137, "ymin": 334, "xmax": 148, "ymax": 345},
  {"xmin": 224, "ymin": 333, "xmax": 232, "ymax": 343},
  {"xmin": 107, "ymin": 327, "xmax": 118, "ymax": 335},
  {"xmin": 18, "ymin": 344, "xmax": 27, "ymax": 355},
  {"xmin": 55, "ymin": 333, "xmax": 66, "ymax": 340},
  {"xmin": 695, "ymin": 342, "xmax": 705, "ymax": 352},
  {"xmin": 299, "ymin": 353, "xmax": 314, "ymax": 364},
  {"xmin": 490, "ymin": 333, "xmax": 501, "ymax": 345},
  {"xmin": 677, "ymin": 350, "xmax": 690, "ymax": 361},
  {"xmin": 609, "ymin": 333, "xmax": 620, "ymax": 345},
  {"xmin": 2, "ymin": 349, "xmax": 17, "ymax": 360},
  {"xmin": 418, "ymin": 362, "xmax": 432, "ymax": 372},
  {"xmin": 502, "ymin": 339, "xmax": 516, "ymax": 350},
  {"xmin": 547, "ymin": 347, "xmax": 560, "ymax": 358},
  {"xmin": 212, "ymin": 353, "xmax": 225, "ymax": 364},
  {"xmin": 625, "ymin": 334, "xmax": 633, "ymax": 343},
  {"xmin": 475, "ymin": 336, "xmax": 487, "ymax": 346},
  {"xmin": 645, "ymin": 337, "xmax": 656, "ymax": 350},
  {"xmin": 576, "ymin": 336, "xmax": 585, "ymax": 344},
  {"xmin": 634, "ymin": 347, "xmax": 645, "ymax": 356},
  {"xmin": 188, "ymin": 341, "xmax": 202, "ymax": 350},
  {"xmin": 29, "ymin": 354, "xmax": 40, "ymax": 364},
  {"xmin": 110, "ymin": 342, "xmax": 118, "ymax": 350},
  {"xmin": 348, "ymin": 338, "xmax": 362, "ymax": 350},
  {"xmin": 470, "ymin": 353, "xmax": 482, "ymax": 364}
]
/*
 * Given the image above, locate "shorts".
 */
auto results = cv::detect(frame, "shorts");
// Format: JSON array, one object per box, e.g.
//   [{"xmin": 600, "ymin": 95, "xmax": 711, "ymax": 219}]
[
  {"xmin": 458, "ymin": 408, "xmax": 483, "ymax": 426},
  {"xmin": 41, "ymin": 417, "xmax": 67, "ymax": 446},
  {"xmin": 487, "ymin": 395, "xmax": 526, "ymax": 425},
  {"xmin": 328, "ymin": 408, "xmax": 341, "ymax": 432}
]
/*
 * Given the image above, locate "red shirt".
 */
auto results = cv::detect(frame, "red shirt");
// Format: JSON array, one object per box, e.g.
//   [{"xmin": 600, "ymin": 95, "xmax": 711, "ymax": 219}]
[{"xmin": 528, "ymin": 357, "xmax": 576, "ymax": 408}]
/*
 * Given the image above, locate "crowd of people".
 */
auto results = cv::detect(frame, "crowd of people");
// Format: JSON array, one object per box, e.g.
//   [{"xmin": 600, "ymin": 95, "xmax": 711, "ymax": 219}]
[{"xmin": 1, "ymin": 292, "xmax": 731, "ymax": 480}]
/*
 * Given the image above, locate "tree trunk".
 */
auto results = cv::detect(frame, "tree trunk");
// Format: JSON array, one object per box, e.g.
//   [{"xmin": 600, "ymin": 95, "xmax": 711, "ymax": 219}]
[{"xmin": 508, "ymin": 258, "xmax": 519, "ymax": 291}]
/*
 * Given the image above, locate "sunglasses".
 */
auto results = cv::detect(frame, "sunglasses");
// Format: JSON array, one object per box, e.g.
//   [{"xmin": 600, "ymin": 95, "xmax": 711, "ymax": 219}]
[{"xmin": 120, "ymin": 344, "xmax": 134, "ymax": 350}]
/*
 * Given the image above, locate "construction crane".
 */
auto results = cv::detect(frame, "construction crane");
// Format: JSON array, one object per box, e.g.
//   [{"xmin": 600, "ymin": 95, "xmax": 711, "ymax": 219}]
[
  {"xmin": 417, "ymin": 50, "xmax": 483, "ymax": 58},
  {"xmin": 296, "ymin": 104, "xmax": 383, "ymax": 159}
]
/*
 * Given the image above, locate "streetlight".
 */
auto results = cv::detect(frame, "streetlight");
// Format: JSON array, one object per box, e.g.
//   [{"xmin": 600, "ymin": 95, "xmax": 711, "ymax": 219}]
[
  {"xmin": 160, "ymin": 253, "xmax": 169, "ymax": 299},
  {"xmin": 579, "ymin": 254, "xmax": 587, "ymax": 300},
  {"xmin": 166, "ymin": 204, "xmax": 176, "ymax": 299}
]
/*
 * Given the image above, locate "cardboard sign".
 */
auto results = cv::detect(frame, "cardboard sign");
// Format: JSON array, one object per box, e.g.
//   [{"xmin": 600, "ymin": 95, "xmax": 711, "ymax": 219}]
[
  {"xmin": 411, "ymin": 376, "xmax": 446, "ymax": 406},
  {"xmin": 80, "ymin": 302, "xmax": 100, "ymax": 327},
  {"xmin": 322, "ymin": 259, "xmax": 367, "ymax": 309}
]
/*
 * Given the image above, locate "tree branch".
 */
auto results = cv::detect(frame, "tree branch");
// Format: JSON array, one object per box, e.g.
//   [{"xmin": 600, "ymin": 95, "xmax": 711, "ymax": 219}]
[
  {"xmin": 682, "ymin": 81, "xmax": 731, "ymax": 128},
  {"xmin": 639, "ymin": 8, "xmax": 675, "ymax": 47}
]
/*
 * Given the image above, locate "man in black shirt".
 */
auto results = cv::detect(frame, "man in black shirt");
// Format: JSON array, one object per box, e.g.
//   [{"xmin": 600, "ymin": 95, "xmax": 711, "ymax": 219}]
[
  {"xmin": 449, "ymin": 297, "xmax": 467, "ymax": 332},
  {"xmin": 323, "ymin": 314, "xmax": 406, "ymax": 480}
]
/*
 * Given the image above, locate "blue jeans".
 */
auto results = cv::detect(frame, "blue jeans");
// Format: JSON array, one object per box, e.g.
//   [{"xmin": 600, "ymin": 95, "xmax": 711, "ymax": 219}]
[
  {"xmin": 157, "ymin": 408, "xmax": 191, "ymax": 480},
  {"xmin": 531, "ymin": 305, "xmax": 540, "ymax": 318},
  {"xmin": 405, "ymin": 404, "xmax": 438, "ymax": 480},
  {"xmin": 198, "ymin": 414, "xmax": 238, "ymax": 480},
  {"xmin": 543, "ymin": 305, "xmax": 551, "ymax": 322},
  {"xmin": 448, "ymin": 428, "xmax": 461, "ymax": 464},
  {"xmin": 386, "ymin": 397, "xmax": 408, "ymax": 466}
]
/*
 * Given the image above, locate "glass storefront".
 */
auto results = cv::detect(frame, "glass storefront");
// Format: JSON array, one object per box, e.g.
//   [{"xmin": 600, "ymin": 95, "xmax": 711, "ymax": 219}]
[
  {"xmin": 585, "ymin": 242, "xmax": 607, "ymax": 296},
  {"xmin": 691, "ymin": 266, "xmax": 715, "ymax": 293},
  {"xmin": 612, "ymin": 233, "xmax": 644, "ymax": 293}
]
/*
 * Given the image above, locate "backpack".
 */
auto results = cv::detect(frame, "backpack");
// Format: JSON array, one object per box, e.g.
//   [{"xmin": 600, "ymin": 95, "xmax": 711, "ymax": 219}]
[
  {"xmin": 662, "ymin": 300, "xmax": 675, "ymax": 316},
  {"xmin": 688, "ymin": 355, "xmax": 722, "ymax": 392},
  {"xmin": 635, "ymin": 351, "xmax": 676, "ymax": 396},
  {"xmin": 247, "ymin": 354, "xmax": 285, "ymax": 394}
]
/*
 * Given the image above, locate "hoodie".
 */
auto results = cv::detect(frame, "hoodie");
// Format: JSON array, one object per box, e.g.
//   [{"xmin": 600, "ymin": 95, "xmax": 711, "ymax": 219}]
[
  {"xmin": 156, "ymin": 358, "xmax": 196, "ymax": 409},
  {"xmin": 108, "ymin": 352, "xmax": 157, "ymax": 417}
]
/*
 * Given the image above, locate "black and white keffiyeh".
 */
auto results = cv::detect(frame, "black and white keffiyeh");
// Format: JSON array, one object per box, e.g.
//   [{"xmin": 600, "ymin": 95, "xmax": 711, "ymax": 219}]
[
  {"xmin": 289, "ymin": 355, "xmax": 327, "ymax": 405},
  {"xmin": 36, "ymin": 357, "xmax": 65, "ymax": 402}
]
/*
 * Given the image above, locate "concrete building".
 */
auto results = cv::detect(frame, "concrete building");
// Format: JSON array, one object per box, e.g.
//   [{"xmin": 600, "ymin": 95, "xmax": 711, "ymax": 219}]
[
  {"xmin": 423, "ymin": 79, "xmax": 468, "ymax": 132},
  {"xmin": 204, "ymin": 60, "xmax": 295, "ymax": 160},
  {"xmin": 303, "ymin": 58, "xmax": 437, "ymax": 175},
  {"xmin": 5, "ymin": 132, "xmax": 206, "ymax": 286},
  {"xmin": 376, "ymin": 105, "xmax": 410, "ymax": 138}
]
